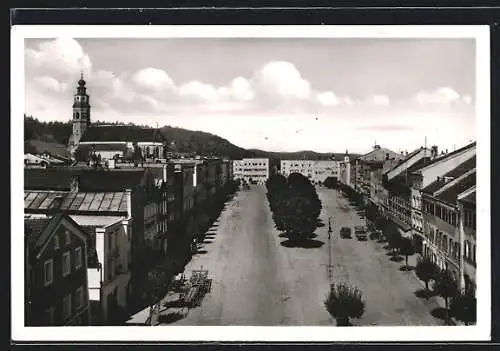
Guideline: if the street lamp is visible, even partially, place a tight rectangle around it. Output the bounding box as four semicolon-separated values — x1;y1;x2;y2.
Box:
327;216;334;288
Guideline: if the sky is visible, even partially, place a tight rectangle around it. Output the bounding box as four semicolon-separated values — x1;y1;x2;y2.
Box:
24;37;477;154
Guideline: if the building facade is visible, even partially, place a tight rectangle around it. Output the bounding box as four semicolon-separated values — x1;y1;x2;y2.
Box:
80;216;132;325
280;159;339;184
232;158;269;184
421;167;476;289
25;214;91;326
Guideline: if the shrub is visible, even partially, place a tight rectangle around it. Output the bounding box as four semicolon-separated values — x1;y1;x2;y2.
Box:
324;282;365;326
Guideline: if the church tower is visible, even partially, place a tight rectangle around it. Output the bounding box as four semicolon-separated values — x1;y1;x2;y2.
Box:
69;73;91;154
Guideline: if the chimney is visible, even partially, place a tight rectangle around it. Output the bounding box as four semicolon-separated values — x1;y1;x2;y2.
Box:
48;195;65;214
385;153;390;160
125;188;132;218
70;175;79;193
405;150;408;156
431;145;438;159
163;164;167;183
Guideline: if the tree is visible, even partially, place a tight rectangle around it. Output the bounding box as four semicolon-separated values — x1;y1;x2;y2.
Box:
415;255;438;293
450;289;476;325
323;177;337;189
399;237;416;269
433;269;459;324
386;225;402;255
324;282;365;326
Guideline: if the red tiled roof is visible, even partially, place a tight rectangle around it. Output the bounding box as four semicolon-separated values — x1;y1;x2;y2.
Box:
436;172;477;205
422;157;476;194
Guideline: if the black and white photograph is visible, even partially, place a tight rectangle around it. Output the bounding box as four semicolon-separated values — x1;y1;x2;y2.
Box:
12;25;490;342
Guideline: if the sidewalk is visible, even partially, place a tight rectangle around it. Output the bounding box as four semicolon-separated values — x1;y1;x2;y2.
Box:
405;254;461;326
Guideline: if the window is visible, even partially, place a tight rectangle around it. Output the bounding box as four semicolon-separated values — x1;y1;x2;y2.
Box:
44;306;54;325
44;259;53;286
74;247;82;269
53;235;59;250
62;251;71;277
62;294;72;320
65;231;71;245
75;286;84;310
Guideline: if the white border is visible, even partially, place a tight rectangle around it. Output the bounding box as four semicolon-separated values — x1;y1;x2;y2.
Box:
12;25;491;342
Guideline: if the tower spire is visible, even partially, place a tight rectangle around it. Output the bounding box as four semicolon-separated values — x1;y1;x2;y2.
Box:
80;70;83;80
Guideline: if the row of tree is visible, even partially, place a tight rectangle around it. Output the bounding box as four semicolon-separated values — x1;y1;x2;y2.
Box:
266;173;322;239
374;216;476;325
415;255;476;325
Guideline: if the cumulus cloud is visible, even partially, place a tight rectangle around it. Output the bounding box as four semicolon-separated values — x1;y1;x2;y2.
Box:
25;38;92;80
462;95;472;104
131;67;175;92
251;61;312;102
26;38;472;122
415;87;462;105
32;76;67;93
371;95;390;106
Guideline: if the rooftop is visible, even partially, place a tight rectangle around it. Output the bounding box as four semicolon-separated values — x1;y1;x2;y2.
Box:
25;191;128;214
435;172;477;205
25;217;52;248
70;215;125;227
422;157;476;194
80;125;167;143
418;141;476;170
459;190;476;205
25;167;148;192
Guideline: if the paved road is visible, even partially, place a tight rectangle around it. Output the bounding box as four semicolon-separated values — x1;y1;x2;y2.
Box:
167;186;442;326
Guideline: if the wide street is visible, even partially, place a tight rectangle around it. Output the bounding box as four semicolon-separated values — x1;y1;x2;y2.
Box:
167;185;443;326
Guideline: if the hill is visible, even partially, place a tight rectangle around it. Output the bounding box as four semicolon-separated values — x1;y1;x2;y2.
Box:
24;116;352;160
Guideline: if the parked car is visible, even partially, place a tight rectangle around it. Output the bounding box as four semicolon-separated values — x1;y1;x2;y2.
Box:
340;226;352;238
354;225;368;240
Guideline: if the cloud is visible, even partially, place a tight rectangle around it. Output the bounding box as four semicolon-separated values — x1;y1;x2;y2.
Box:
462;95;472;104
25;38;92;80
131;67;175;92
251;61;312;102
415;87;461;105
371;95;390;106
32;76;67;93
25;38;473;123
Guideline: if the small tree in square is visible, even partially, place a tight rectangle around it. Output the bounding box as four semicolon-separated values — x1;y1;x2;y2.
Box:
450;288;476;326
433;269;459;324
399;237;416;269
415;255;439;293
324;282;365;326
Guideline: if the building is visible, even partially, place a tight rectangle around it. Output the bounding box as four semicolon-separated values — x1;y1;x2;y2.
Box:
24;166;164;306
338;150;352;188
382;147;432;237
79;215;132;325
420;153;476;288
67;74;168;159
232;158;269;184
409;143;476;253
25;214;91;326
458;186;476;292
353;145;402;203
233;160;243;181
280;159;339;184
